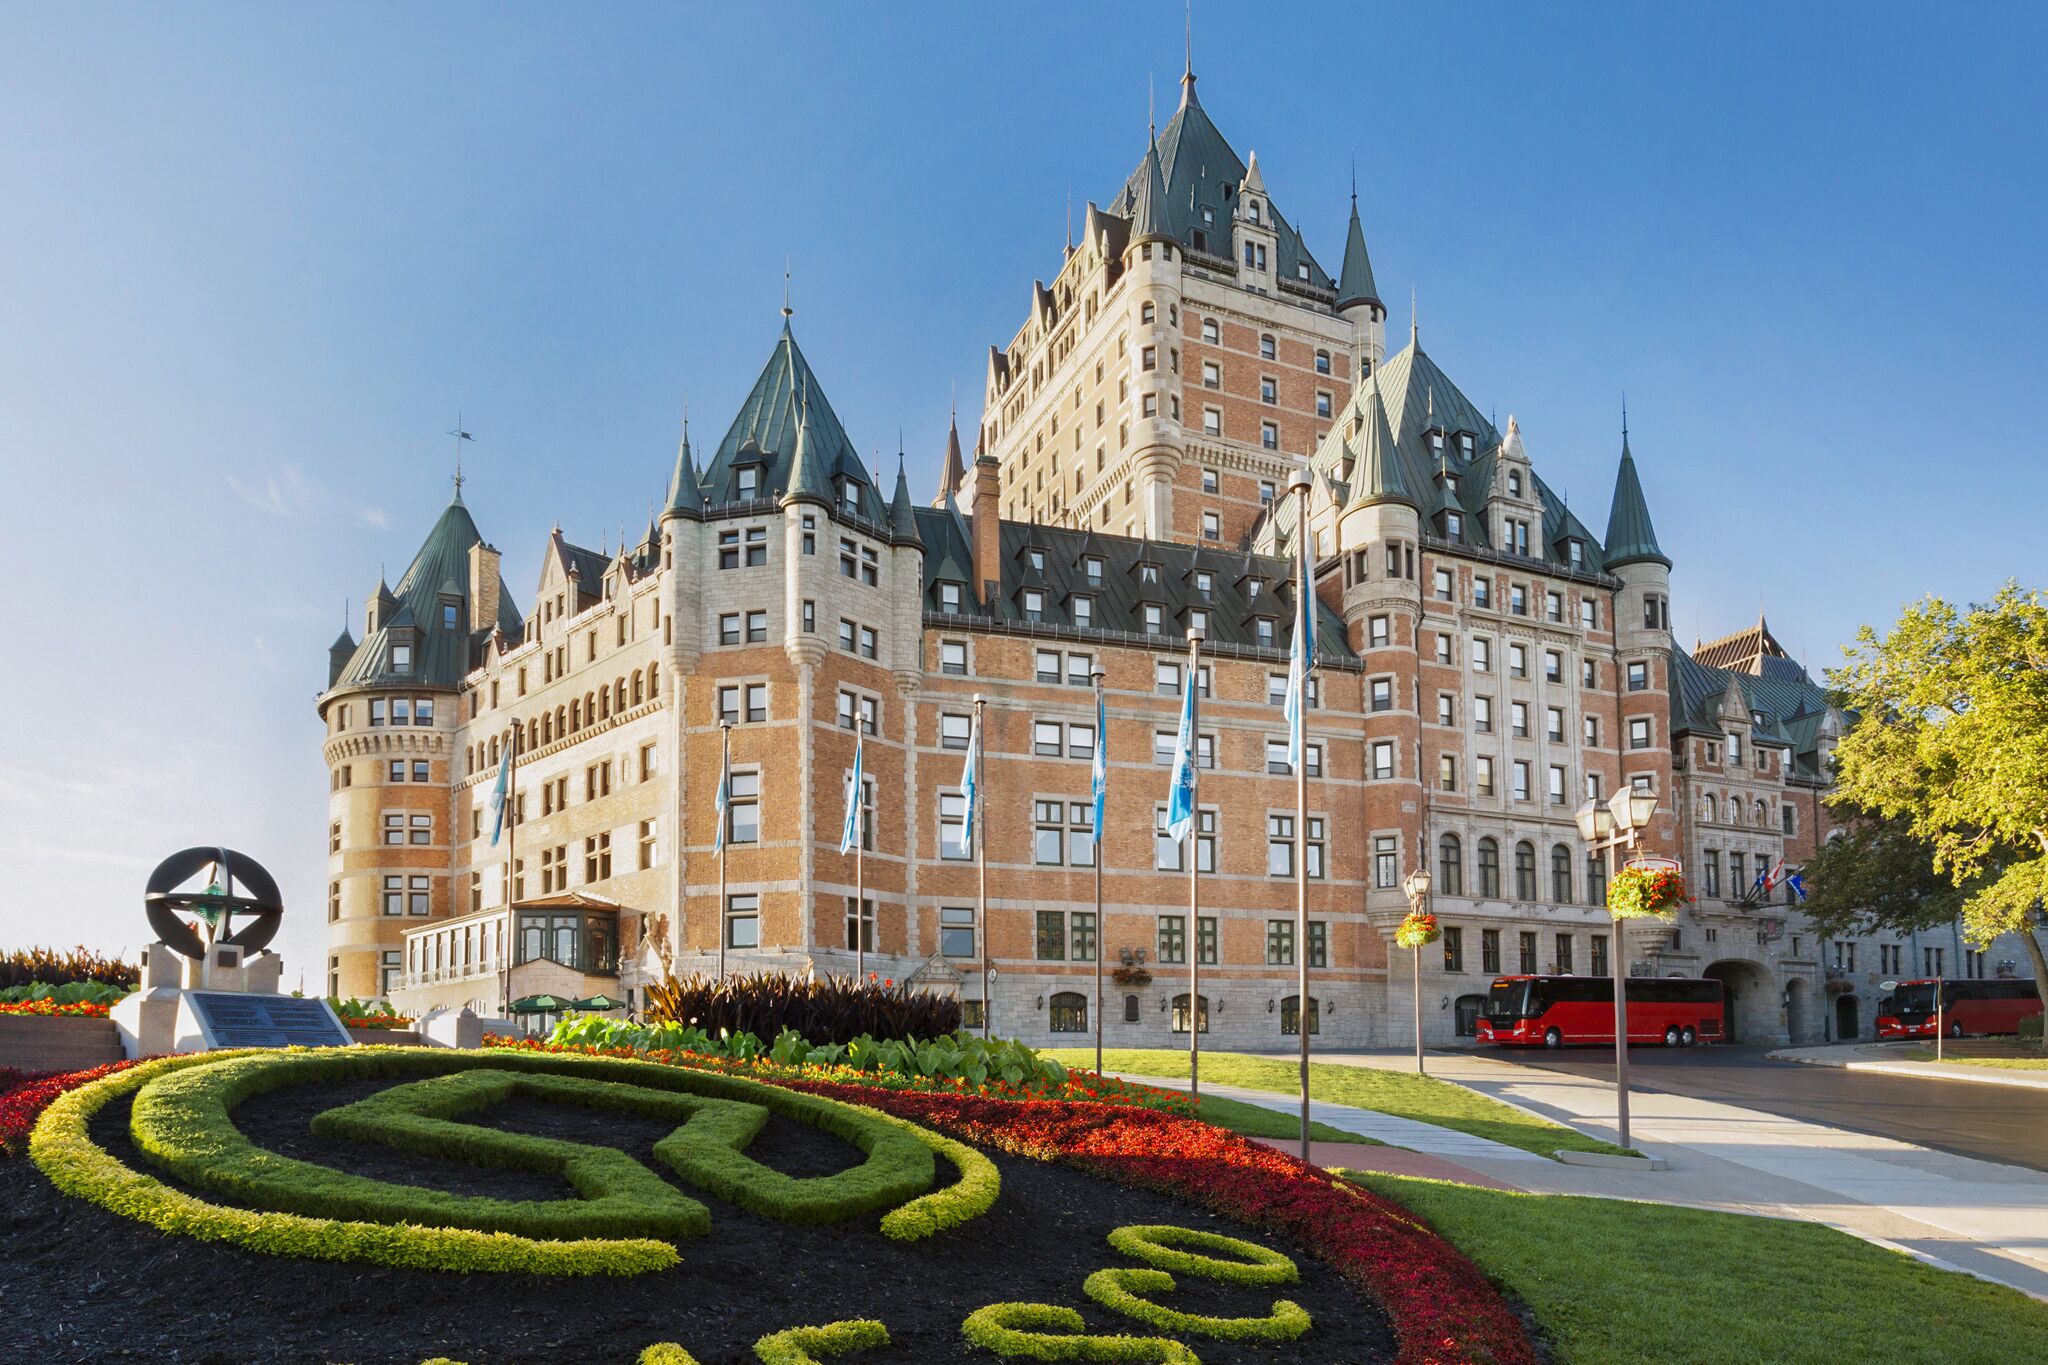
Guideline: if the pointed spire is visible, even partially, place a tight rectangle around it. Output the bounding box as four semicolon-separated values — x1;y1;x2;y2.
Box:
934;407;968;505
781;257;793;320
889;446;923;548
1603;420;1670;569
1336;189;1380;311
663;410;704;520
1410;287;1419;350
1344;374;1413;512
1181;0;1198;106
782;377;833;508
1129;128;1174;243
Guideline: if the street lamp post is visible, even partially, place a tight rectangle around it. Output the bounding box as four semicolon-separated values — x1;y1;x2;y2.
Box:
1402;867;1432;1074
1574;785;1660;1151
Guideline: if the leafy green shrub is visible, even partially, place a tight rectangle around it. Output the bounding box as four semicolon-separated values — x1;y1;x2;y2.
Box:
0;981;129;1006
959;1304;1198;1362
753;1320;890;1363
1082;1266;1309;1341
1104;1225;1299;1286
642;971;960;1043
638;1347;702;1365
871;1112;1000;1241
550;1019;1068;1091
2020;1014;2042;1044
0;947;137;991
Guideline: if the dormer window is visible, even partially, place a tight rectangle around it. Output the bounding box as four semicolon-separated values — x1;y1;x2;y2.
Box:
1247;199;1262;225
1506;469;1523;498
1202;206;1215;227
1247;579;1262;601
1445;511;1463;542
391;642;413;673
441;600;460;630
1188;608;1209;634
1027;548;1046;574
1255;617;1276;647
1071;595;1094;629
939;582;963;614
1021;589;1045;622
1428;430;1445;460
1296;262;1310;282
1567;540;1585;568
1139;562;1160;588
1194;570;1214;597
839;480;861;515
1083;555;1103;585
1459;433;1476;459
737;466;759;499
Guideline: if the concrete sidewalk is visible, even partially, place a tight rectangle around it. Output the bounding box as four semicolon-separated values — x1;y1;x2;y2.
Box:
1770;1041;2048;1091
1311;1048;2048;1300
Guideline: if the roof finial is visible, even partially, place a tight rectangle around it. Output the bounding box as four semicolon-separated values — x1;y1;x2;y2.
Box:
1065;188;1073;253
1410;287;1419;348
1622;392;1629;440
782;257;793;319
446;412;474;501
1350;156;1357;209
950;379;956;422
1184;0;1193;81
1148;73;1155;138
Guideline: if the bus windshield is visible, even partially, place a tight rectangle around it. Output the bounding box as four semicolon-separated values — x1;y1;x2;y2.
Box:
1487;979;1533;1020
1891;983;1940;1020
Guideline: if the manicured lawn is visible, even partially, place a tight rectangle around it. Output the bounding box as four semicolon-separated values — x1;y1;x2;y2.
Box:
1048;1048;1631;1159
1344;1171;2048;1365
1175;1092;1371;1146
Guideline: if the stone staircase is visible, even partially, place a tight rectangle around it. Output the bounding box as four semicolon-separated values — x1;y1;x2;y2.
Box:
0;1016;126;1072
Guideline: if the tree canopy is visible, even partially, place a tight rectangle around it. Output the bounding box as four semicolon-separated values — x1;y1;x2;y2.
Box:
1827;583;2048;1000
1799;804;1966;941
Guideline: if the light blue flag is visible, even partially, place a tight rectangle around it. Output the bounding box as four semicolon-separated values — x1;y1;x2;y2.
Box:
713;761;730;854
1165;674;1198;844
1284;549;1316;769
1091;686;1108;840
487;743;513;847
839;729;865;854
959;711;980;853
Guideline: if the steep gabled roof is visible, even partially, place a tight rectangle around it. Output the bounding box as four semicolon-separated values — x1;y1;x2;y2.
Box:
329;494;522;694
1694;612;1794;674
1107;79;1329;288
696;323;887;523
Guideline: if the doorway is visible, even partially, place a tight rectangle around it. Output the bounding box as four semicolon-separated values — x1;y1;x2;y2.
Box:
1834;994;1860;1041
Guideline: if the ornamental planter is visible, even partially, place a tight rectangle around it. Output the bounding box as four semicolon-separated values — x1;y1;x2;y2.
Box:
1394;911;1441;949
1607;864;1689;920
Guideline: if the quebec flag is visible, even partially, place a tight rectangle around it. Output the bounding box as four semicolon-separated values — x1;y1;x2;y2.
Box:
958;710;980;853
839;730;865;855
1284;566;1316;769
713;762;730;854
488;744;513;847
1165;674;1198;844
1091;684;1108;839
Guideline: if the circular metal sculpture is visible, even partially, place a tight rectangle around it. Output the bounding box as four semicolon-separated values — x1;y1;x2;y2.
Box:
144;846;283;959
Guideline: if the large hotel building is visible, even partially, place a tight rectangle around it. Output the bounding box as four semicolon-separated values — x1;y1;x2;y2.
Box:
319;68;2018;1048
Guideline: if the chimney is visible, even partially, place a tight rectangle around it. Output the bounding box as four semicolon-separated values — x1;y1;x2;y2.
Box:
971;454;1001;604
468;541;501;634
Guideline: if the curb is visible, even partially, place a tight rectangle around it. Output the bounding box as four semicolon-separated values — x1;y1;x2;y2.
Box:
1768;1050;2048;1093
1556;1149;1666;1171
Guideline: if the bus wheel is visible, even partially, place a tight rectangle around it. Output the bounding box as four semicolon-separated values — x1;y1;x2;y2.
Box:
1680;1027;1697;1046
1543;1027;1563;1049
1663;1026;1682;1047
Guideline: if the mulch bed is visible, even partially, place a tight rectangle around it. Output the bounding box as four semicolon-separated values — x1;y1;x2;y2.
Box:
6;1074;1398;1365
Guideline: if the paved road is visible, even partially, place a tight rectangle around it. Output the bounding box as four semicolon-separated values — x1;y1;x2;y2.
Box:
1485;1044;2048;1174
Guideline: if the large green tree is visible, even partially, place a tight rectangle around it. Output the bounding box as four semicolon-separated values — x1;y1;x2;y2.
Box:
1828;584;2048;1026
1799;803;1966;940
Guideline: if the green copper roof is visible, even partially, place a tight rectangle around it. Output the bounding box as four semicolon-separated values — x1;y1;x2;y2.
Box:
1129;133;1174;242
1109;79;1330;288
663;426;703;519
328;494;522;695
888;454;922;547
1336;196;1380;309
699;323;887;523
1603;433;1669;569
1343;374;1412;511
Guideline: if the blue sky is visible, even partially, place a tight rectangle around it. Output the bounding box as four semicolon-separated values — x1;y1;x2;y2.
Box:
3;3;2043;975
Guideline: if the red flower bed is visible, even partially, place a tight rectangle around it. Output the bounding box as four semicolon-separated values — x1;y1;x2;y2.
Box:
0;1060;138;1157
777;1079;1535;1365
0;999;112;1018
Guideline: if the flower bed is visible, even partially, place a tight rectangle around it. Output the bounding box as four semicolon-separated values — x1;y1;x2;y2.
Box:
1;1059;136;1156
0;998;111;1018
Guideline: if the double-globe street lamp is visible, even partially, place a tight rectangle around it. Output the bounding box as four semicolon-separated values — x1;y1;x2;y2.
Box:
1574;785;1660;1151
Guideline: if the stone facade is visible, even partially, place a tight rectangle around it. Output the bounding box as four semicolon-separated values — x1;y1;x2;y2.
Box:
319;67;2033;1052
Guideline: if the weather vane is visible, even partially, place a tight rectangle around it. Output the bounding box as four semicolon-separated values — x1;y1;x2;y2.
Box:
448;413;475;497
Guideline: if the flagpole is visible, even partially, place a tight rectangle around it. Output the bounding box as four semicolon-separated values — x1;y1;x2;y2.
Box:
974;694;990;1040
1290;468;1314;1163
1187;627;1203;1102
718;721;730;982
502;722;517;1016
855;727;866;983
1092;668;1107;1077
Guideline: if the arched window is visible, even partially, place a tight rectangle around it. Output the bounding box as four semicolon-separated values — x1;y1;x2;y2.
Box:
1123;994;1140;1023
1314;349;1331;375
585;692;596;724
541;713;554;744
1280;994;1319;1036
1049;991;1087;1033
1140;301;1156;323
1507;470;1523;498
649;664;659;698
615;678;627;712
1259;333;1276;360
555;705;566;737
1586;850;1608;907
570;700;582;731
1703;795;1717;822
1438;834;1463;896
1551;845;1573;903
1477;838;1501;898
1754;800;1767;827
632;672;645;707
1514;842;1537;901
1171;993;1210;1035
599;689;611;720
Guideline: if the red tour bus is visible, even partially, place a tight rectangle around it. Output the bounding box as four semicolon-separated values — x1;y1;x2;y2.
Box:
1874;979;2040;1040
1477;974;1725;1048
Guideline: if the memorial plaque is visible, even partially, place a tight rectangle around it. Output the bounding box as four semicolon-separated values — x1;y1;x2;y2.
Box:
186;992;354;1049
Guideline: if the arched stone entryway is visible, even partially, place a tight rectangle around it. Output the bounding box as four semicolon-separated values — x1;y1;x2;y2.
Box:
1704;959;1783;1045
1834;993;1861;1041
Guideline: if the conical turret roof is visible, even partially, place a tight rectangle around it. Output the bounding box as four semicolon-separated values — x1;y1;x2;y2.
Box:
1336;194;1380;310
933;415;967;505
1603;431;1669;569
889;453;922;548
663;423;704;520
1129;133;1174;243
783;380;834;508
1343;376;1412;511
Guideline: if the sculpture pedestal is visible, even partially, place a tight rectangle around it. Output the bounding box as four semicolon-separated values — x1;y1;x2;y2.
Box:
110;941;351;1058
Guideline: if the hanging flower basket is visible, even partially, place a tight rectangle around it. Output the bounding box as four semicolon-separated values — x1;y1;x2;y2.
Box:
1608;864;1689;920
1395;910;1440;949
1111;966;1153;988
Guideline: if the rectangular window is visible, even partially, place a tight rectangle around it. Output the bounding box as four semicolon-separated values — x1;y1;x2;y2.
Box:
1370;741;1394;780
638;818;657;870
940;640;967;674
1443;927;1464;972
1591;934;1610;976
844;897;875;953
1475;755;1495;796
1473;696;1493;733
1370;677;1392;712
1512;760;1531;802
1518;931;1538;974
1627;661;1648;691
940;906;975;958
1554;933;1574;974
1481;928;1501;975
1369;615;1390;648
1266;919;1295;966
1471;638;1491;672
725;894;760;949
1629;717;1651;750
1374;835;1398;889
727;771;759;845
1036;910;1066;961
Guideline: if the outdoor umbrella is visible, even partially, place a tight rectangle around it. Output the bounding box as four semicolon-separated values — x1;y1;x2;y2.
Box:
508;994;568;1014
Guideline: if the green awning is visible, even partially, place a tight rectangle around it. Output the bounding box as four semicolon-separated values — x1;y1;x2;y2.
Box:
570;993;625;1011
508;994;569;1014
